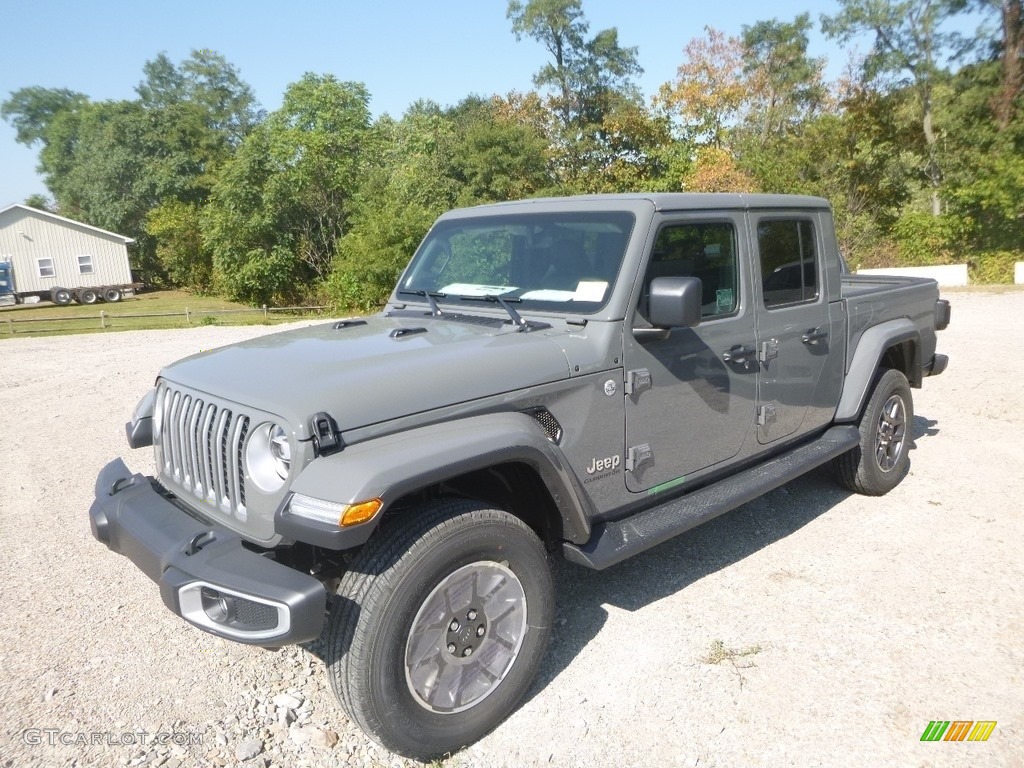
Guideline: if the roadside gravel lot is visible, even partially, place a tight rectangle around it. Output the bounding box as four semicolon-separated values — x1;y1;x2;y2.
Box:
1;291;1021;768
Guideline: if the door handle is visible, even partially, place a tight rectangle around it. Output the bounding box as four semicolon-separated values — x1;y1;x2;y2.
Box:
801;328;828;345
722;344;756;364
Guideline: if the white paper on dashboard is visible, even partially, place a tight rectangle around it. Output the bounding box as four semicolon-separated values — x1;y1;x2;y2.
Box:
439;283;518;296
519;289;576;301
572;281;608;302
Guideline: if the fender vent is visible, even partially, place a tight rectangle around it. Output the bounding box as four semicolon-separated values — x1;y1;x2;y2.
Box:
528;408;562;444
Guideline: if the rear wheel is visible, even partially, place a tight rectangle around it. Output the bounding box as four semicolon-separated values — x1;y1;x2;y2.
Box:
78;288;99;305
326;499;553;760
50;287;73;306
103;287;122;302
834;368;913;495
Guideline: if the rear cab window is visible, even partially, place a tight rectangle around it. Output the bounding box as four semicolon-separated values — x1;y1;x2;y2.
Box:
756;218;820;308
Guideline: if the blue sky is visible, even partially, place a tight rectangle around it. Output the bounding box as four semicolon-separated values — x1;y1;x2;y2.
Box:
0;0;984;205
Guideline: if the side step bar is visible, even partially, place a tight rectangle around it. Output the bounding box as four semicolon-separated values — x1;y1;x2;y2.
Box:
563;425;860;570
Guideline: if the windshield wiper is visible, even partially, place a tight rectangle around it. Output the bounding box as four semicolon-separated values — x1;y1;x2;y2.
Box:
397;289;445;317
459;294;528;331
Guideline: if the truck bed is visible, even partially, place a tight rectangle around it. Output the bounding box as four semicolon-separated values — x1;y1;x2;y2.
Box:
840;274;941;382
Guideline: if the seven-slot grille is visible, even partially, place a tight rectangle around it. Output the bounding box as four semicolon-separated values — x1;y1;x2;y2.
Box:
155;382;250;520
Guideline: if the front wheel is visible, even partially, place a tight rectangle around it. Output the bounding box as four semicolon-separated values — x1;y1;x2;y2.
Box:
834;368;914;495
326;499;553;760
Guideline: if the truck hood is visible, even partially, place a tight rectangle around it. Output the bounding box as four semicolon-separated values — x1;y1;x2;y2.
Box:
160;314;572;438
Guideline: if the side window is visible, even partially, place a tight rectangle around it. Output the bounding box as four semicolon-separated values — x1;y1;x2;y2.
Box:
641;221;738;320
37;257;55;278
758;218;818;308
77;254;94;274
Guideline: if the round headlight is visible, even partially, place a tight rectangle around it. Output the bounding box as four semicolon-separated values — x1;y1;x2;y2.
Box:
245;422;292;493
269;424;291;477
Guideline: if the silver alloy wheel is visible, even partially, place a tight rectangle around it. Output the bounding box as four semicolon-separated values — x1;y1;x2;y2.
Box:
405;561;528;714
875;393;907;472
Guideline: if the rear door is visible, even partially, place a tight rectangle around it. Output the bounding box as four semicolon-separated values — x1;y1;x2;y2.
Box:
623;212;757;493
751;211;843;444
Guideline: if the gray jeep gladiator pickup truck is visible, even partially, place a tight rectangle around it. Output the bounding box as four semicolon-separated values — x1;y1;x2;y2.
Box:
89;193;949;759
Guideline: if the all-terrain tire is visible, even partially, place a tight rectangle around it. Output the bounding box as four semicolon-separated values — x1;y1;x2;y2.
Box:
834;368;914;495
326;498;553;760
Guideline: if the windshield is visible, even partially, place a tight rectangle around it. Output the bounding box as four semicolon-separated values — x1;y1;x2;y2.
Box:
399;211;635;313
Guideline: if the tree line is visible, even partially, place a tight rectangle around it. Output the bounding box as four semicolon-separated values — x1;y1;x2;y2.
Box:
3;0;1021;307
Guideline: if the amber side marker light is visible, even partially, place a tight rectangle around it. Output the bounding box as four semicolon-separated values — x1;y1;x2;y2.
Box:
340;499;383;527
288;493;383;527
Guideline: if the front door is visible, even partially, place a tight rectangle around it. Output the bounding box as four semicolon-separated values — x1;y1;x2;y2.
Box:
623;213;757;494
751;212;842;444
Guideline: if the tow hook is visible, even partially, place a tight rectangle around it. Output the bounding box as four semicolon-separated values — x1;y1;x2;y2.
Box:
185;531;216;556
110;476;133;496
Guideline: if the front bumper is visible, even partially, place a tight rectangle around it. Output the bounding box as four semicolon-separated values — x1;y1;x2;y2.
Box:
89;458;326;645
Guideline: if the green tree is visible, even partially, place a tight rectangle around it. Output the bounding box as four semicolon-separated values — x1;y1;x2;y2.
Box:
974;1;1023;129
205;74;371;304
0;87;87;146
145;199;213;291
507;0;645;185
507;0;640;127
136;49;263;146
23;193;54;211
939;59;1024;272
327;104;459;310
446;97;551;203
822;0;970;215
741;14;827;141
3;52;262;281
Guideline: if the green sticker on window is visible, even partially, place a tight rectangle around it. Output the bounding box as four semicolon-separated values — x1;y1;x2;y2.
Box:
716;288;734;310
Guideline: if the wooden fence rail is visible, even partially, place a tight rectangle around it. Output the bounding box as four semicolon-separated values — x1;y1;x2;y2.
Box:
3;304;328;334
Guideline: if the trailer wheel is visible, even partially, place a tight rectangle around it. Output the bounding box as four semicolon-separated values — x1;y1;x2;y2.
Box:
51;287;73;306
78;288;99;305
103;287;122;303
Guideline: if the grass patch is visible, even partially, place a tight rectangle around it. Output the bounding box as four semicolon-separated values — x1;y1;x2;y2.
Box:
700;639;763;688
701;639;762;665
0;290;331;338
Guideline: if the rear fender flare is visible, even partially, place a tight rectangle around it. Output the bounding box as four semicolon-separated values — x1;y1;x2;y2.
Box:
835;318;920;422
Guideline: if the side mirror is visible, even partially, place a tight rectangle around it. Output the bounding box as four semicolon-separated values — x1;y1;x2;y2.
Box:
649;276;702;329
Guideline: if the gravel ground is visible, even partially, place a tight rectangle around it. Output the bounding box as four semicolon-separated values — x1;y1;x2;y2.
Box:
1;291;1021;768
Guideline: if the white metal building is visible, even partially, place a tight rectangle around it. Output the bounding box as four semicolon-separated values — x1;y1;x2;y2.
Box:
0;204;134;294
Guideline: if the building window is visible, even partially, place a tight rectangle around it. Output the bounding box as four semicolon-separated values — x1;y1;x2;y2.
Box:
37;258;55;278
78;254;94;274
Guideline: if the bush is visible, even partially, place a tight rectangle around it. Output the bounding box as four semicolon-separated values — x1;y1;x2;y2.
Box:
326;202;436;312
968;250;1020;284
890;211;964;266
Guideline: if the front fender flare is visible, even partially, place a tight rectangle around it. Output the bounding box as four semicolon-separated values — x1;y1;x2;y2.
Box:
286;412;591;546
835;318;920;422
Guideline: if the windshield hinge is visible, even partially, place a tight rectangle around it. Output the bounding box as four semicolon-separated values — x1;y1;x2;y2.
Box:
625;444;653;472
